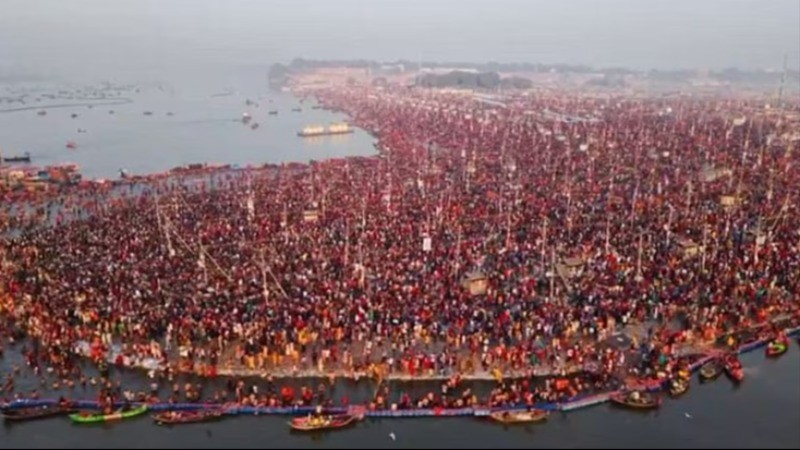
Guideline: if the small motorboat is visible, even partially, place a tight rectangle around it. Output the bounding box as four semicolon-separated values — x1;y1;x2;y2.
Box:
489;409;549;424
289;414;358;432
2;404;74;422
766;339;788;358
610;391;662;410
70;405;148;424
698;360;723;382
724;356;744;383
37;110;47;116
2;152;31;163
668;377;690;397
291;107;302;112
251;123;259;130
66;141;77;150
153;409;224;425
268;110;278;115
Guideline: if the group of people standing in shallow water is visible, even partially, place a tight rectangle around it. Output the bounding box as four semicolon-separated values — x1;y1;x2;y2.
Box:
1;83;800;409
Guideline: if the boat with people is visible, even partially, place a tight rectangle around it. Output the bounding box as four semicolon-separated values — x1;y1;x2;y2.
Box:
288;414;359;432
69;405;148;424
766;337;788;358
297;123;355;137
152;409;225;425
698;360;723;382
668;377;690;397
1;152;31;163
2;403;74;422
609;391;662;410
489;409;549;424
724;355;744;382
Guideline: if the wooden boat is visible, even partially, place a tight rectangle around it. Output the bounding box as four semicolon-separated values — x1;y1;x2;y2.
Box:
153;409;224;425
609;392;662;410
489;409;549;424
2;404;73;422
766;340;788;358
70;405;148;424
668;378;690;397
698;361;723;382
724;357;744;382
288;414;357;432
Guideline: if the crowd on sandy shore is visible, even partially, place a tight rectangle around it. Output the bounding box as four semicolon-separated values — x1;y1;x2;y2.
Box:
2;85;799;407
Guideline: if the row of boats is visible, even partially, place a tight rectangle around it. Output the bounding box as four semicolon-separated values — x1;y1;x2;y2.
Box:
1;404;220;426
1;337;794;431
0;402;542;430
0;403;358;432
594;346;754;411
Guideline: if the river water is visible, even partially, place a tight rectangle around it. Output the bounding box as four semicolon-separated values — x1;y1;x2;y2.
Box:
0;74;376;179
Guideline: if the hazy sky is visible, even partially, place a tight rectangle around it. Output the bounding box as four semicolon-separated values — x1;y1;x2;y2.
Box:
1;0;798;81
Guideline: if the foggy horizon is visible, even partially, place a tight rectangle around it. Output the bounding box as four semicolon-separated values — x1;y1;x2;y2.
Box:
1;0;798;84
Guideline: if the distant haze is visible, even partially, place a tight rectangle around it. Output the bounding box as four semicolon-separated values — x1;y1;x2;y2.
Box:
1;0;798;83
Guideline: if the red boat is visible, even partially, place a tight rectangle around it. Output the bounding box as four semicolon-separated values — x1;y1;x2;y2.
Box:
289;414;358;432
724;356;744;383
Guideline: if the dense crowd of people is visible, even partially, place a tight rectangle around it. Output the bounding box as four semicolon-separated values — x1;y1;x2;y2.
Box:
2;84;800;408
